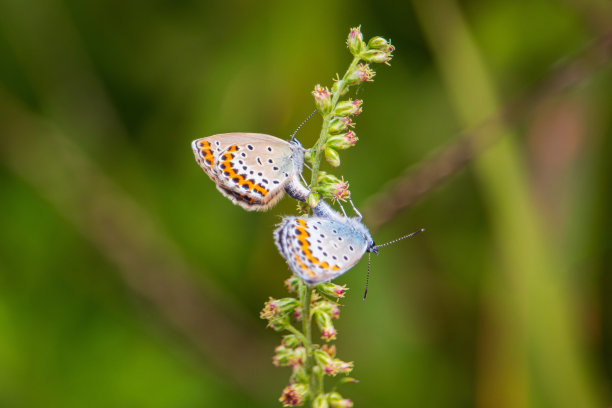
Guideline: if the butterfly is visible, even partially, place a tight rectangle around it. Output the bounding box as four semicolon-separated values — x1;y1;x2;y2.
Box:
274;200;377;285
191;133;309;211
274;200;424;291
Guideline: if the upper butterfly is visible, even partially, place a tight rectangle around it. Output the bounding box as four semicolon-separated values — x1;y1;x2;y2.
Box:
274;201;378;285
191;133;309;211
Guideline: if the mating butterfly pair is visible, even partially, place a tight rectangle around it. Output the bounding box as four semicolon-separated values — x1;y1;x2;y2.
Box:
192;132;417;286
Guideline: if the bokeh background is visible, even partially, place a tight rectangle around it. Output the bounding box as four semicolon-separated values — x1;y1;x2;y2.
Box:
0;0;611;407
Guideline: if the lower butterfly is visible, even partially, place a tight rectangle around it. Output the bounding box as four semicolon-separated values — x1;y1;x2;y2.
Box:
191;133;309;211
274;200;423;292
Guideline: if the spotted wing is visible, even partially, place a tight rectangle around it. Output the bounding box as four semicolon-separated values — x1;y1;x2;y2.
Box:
192;134;237;182
274;216;369;285
214;134;299;203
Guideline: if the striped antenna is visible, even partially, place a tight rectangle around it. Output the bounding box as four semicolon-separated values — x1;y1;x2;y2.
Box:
363;228;425;300
290;109;318;141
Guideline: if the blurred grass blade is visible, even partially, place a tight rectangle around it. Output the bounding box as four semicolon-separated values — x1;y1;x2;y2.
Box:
412;1;602;407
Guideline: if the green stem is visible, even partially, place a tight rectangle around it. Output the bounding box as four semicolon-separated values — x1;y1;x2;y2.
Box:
299;281;318;403
309;55;361;190
285;324;309;346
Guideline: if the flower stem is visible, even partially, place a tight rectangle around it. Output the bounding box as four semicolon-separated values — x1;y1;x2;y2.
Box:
309;55;361;190
299;282;318;402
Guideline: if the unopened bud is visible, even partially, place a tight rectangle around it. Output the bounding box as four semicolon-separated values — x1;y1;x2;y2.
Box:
304;148;313;164
367;36;389;50
326;131;358;150
317;282;348;299
313;394;330;408
315;174;350;202
279;383;308;407
307;192;320;208
282;334;301;349
312;84;332;114
328;116;353;134
324;147;340;167
261;297;299;320
361;48;393;65
346;64;375;85
329;392;354;408
333;99;363;116
285;275;301;293
346;26;364;56
314;309;337;341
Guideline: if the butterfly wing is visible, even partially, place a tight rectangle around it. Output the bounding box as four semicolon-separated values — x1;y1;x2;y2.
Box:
274;216;369;285
192;133;302;211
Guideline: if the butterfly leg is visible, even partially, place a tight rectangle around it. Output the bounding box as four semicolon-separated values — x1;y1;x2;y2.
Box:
349;198;363;220
337;201;348;218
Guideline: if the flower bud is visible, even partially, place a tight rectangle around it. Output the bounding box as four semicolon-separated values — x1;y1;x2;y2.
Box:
313;394;330;408
284;275;301;293
346;64;375;85
328;392;354;408
307;192;320;209
361;49;393;65
293;306;303;321
314;349;334;373
328;116;353;134
367;36;389;50
273;345;293;366
316;282;348;299
312;84;332;114
315;175;350;202
324;147;340;167
334;359;353;374
279;383;308;407
333;99;362;117
346;26;364;56
282;334;301;349
314;308;337;341
321;344;336;357
261;297;299;320
315;300;341;320
326;131;358;150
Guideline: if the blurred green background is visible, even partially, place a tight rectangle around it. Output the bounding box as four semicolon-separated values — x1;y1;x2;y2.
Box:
0;0;611;407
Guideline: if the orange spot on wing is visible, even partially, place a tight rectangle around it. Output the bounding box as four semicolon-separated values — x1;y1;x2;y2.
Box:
220;145;269;197
199;140;215;166
294;220;340;271
294;254;315;277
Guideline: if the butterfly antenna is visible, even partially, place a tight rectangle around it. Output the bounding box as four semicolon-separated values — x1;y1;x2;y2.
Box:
290;109;318;142
363;252;371;300
375;228;425;250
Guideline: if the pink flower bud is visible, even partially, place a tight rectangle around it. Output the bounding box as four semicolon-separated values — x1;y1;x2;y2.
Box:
335;359;353;374
361;48;393;65
260;297;299;320
327;131;358;150
312;84;332;114
346;64;375;85
328;116;353;134
346;26;364;56
284;275;300;293
334;99;363;116
314;308;337;341
279;383;308;407
314;173;351;202
329;392;354;408
316;282;348;299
